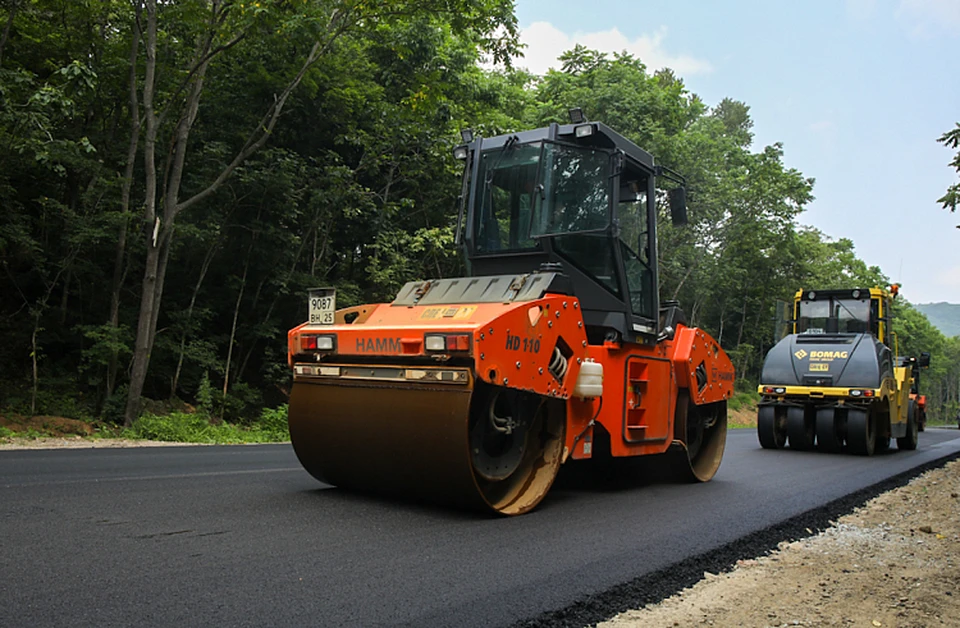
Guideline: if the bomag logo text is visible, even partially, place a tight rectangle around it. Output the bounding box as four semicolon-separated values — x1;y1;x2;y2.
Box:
810;351;849;359
356;337;401;353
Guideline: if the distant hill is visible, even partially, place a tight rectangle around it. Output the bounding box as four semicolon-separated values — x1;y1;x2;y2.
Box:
915;302;960;338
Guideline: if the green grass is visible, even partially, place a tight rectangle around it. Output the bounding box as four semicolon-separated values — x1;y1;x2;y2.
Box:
121;405;289;444
727;391;759;430
728;390;759;413
0;426;47;440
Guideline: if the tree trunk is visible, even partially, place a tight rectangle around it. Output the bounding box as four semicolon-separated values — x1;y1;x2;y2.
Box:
123;0;160;426
106;10;142;401
30;312;39;415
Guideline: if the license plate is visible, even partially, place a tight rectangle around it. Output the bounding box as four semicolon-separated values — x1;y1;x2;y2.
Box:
309;290;335;325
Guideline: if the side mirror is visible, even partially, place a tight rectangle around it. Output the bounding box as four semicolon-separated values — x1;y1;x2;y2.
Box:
919;352;931;367
669;187;687;226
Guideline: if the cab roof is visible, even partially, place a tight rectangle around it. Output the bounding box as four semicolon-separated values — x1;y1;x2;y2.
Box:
465;121;656;171
793;287;892;301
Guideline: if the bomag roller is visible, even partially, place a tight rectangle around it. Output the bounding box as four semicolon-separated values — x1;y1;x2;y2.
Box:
757;287;929;455
287;114;735;515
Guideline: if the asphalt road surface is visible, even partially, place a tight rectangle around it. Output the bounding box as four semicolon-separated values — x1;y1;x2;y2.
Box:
2;428;959;628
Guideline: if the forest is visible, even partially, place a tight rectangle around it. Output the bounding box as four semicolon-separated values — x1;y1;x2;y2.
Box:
1;0;958;429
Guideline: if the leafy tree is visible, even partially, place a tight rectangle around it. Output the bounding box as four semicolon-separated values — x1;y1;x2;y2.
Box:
120;0;521;424
937;122;959;215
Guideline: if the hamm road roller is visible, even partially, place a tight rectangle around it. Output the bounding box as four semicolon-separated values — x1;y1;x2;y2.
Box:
757;287;927;455
287;114;735;515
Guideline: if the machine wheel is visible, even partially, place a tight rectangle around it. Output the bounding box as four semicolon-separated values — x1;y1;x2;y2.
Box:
846;407;876;456
786;406;815;450
757;406;786;449
468;384;567;512
897;400;919;451
875;407;892;452
815;408;843;453
673;394;727;482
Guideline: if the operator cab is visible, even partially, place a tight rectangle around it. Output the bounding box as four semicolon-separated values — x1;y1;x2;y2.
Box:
793;288;893;346
454;117;686;346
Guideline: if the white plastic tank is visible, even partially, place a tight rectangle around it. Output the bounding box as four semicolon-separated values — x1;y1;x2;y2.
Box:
573;359;603;399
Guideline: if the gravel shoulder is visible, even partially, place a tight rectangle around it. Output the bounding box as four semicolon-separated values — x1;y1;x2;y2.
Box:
602;457;960;628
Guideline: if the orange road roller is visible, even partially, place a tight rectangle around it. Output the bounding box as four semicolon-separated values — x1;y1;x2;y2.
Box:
287;114;735;515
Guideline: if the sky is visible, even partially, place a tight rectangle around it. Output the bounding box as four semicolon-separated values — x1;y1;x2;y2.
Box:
510;0;960;304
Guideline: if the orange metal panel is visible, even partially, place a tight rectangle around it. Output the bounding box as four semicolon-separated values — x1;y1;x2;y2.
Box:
574;342;679;458
671;326;735;406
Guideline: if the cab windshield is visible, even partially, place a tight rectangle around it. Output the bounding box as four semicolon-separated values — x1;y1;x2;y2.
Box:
474;141;611;253
798;297;872;334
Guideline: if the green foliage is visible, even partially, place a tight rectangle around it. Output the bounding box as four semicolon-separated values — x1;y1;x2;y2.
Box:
936;123;960;213
78;324;133;387
256;404;290;440
123;412;224;443
216;382;263;424
196;373;214;415
0;378;95;421
367;226;460;300
8;428;46;440
0;426;14;439
728;390;759;413
101;385;129;424
890;300;943;362
122;405;288;444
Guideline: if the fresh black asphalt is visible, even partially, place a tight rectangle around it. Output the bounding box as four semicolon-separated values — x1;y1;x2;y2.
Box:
2;428;959;627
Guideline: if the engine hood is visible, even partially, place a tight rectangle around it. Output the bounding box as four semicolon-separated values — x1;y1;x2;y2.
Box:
760;332;891;388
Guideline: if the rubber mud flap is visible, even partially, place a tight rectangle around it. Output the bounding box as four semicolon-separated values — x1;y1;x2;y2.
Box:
289;378;485;511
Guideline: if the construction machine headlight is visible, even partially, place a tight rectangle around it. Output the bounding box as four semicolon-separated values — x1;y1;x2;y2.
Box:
762;386;786;395
453;145;469;160
425;334;446;352
301;334;336;352
849;389;875;398
574;124;594;138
